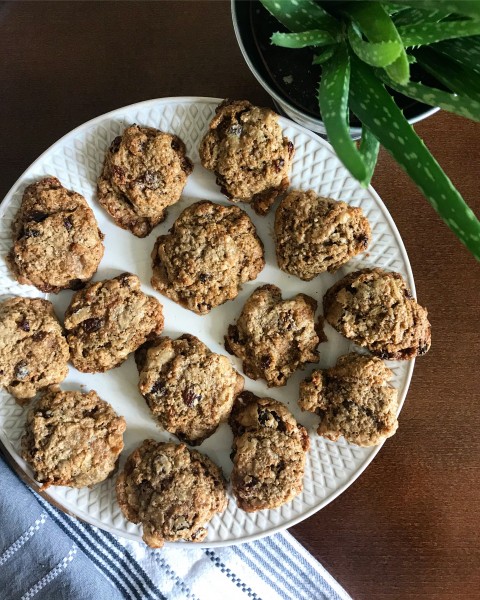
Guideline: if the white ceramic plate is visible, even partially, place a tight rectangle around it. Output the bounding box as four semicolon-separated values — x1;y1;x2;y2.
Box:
0;97;414;546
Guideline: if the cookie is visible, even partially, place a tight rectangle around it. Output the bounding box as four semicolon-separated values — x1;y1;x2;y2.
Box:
229;390;306;439
0;297;69;403
22;389;126;489
200;99;294;215
229;392;309;512
136;334;244;445
64;273;164;372
323;268;431;360
7;177;104;293
116;439;227;548
299;353;398;446
151;200;264;314
275;189;371;280
97;125;193;237
225;284;325;386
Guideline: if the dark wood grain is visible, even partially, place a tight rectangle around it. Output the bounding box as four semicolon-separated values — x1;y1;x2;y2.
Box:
1;3;479;599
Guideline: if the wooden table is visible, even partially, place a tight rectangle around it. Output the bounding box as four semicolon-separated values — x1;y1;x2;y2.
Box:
1;3;479;599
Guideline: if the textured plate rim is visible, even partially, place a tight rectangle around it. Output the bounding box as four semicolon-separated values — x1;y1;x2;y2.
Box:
0;96;415;547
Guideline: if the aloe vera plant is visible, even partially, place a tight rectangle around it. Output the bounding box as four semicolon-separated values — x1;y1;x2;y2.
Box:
260;0;480;260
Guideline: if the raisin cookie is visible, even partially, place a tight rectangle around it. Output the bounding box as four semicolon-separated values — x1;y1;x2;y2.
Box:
229;392;309;512
151;201;264;314
116;439;227;548
136;334;244;445
225;284;325;386
275;189;371;280
200;99;294;215
299;353;398;446
7;177;104;293
323;268;431;360
0;297;69;404
64;273;164;372
22;390;126;489
97;125;193;237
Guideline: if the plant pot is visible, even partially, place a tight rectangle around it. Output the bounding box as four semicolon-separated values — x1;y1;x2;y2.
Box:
232;0;439;138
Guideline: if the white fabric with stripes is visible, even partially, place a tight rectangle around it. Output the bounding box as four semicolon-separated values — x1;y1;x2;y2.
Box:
33;490;351;600
4;473;352;600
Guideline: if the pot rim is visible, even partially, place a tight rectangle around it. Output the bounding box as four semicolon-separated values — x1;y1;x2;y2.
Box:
231;0;439;135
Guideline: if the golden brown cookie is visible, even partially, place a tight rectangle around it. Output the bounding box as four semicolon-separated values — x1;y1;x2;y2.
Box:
0;297;69;404
22;389;126;489
64;273;164;372
116;439;227;548
97;125;193;237
323;268;431;360
229;392;309;512
275;189;371;280
299;353;398;446
200;99;294;215
151;200;264;314
225;284;325;386
7;177;104;293
136;334;244;445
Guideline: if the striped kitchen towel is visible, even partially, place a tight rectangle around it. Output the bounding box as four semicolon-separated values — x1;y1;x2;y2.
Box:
0;457;351;600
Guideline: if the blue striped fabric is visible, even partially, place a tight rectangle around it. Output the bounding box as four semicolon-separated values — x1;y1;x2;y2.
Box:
0;457;351;600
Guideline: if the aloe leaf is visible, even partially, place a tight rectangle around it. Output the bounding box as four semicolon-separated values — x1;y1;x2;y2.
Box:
312;46;337;65
378;70;480;121
393;7;452;26
435;36;480;76
383;3;410;16
271;30;337;49
359;126;380;186
392;1;480;20
341;1;410;84
259;0;337;33
348;24;403;67
318;44;367;184
398;19;480;46
349;57;480;260
415;46;480;100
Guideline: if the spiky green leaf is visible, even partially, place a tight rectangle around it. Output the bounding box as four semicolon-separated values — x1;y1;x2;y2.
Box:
392;1;480;20
393;7;453;26
341;1;410;84
349;57;480;260
399;19;480;46
348;24;403;67
318;44;368;184
359;126;380;186
312;46;337;65
415;46;480;100
435;35;480;76
271;29;337;49
378;70;480;121
259;0;337;33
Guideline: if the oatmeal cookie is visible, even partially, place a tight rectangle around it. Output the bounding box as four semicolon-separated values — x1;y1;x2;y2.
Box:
22;389;126;488
151;200;264;314
64;273;164;372
229;391;306;439
229;392;309;512
299;353;398;446
0;297;69;403
275;189;371;280
136;334;244;445
97;125;193;237
323;268;431;360
7;177;104;293
225;284;325;386
200;100;294;215
116;439;227;548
